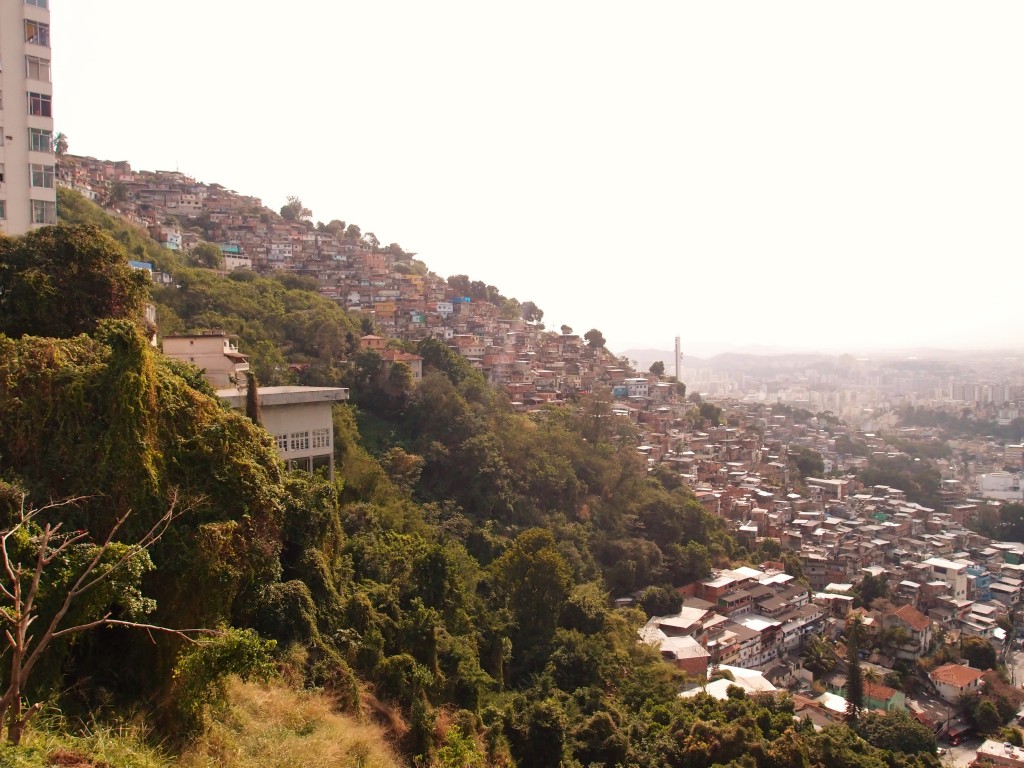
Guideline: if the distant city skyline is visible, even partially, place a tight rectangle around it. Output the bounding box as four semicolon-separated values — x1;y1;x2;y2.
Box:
52;2;1024;357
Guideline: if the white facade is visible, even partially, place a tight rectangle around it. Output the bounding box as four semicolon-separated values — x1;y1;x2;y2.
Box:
922;557;969;600
624;378;650;398
216;386;349;480
978;471;1023;501
0;0;56;234
223;254;252;271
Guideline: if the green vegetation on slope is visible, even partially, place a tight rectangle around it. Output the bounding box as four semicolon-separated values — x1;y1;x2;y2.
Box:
0;197;956;766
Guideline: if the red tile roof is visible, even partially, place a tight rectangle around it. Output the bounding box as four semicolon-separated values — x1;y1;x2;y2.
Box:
380;349;423;363
863;680;899;702
929;663;985;688
892;604;932;633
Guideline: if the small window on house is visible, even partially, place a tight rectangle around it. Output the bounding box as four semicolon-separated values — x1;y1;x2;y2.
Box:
311;428;330;449
24;20;49;47
27;92;51;117
25;56;50;82
30;163;53;188
0;201;7;220
0;165;5;183
274;434;288;451
28;127;51;152
289;431;310;451
30;199;55;224
25;0;49;7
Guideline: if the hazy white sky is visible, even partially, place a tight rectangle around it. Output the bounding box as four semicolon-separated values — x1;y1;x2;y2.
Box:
53;2;1024;357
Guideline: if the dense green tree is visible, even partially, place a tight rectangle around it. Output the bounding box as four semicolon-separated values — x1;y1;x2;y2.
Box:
960;635;997;670
637;585;682;617
858;455;943;509
855;710;937;755
507;697;567;768
279;196;311;222
190;242;223;269
54;132;69;157
584;328;606;349
0;225;150;338
789;446;825;479
974;699;1003;734
491;529;572;666
853;573;889;609
649;361;665;376
520;301;543;324
801;634;836;678
699;401;723;427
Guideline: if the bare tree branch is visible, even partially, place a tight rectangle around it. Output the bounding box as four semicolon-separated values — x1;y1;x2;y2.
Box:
0;490;203;744
52;618;217;641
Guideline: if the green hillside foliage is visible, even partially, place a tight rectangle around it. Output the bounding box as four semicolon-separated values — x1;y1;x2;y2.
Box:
152;268;363;385
0;224;150;338
0;202;948;766
57;187;182;272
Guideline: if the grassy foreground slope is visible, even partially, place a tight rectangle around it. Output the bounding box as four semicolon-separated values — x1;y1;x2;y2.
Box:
0;680;402;768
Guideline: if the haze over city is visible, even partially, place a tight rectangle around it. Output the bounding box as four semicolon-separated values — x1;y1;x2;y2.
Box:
53;1;1024;357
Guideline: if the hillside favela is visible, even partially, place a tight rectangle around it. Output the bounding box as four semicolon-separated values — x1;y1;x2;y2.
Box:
3;3;1024;768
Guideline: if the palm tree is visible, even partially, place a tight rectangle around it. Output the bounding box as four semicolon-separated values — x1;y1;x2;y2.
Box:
801;634;836;678
862;666;881;691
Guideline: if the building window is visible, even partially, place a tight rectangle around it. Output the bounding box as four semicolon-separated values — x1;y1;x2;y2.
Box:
311;428;330;449
28;128;51;153
28;92;51;117
25;0;49;7
289;431;310;451
0;165;4;183
25;56;50;82
24;20;49;47
30;199;55;225
274;434;288;451
30;164;53;188
0;201;6;220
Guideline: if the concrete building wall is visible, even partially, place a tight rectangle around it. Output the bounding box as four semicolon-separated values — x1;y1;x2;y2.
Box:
163;335;249;388
0;0;56;234
216;387;349;480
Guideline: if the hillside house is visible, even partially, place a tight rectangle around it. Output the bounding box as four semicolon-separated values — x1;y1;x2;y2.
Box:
929;663;985;704
217;386;349;480
162;334;249;388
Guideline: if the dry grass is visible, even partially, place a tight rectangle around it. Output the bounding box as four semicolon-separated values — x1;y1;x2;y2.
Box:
179;677;404;768
1;719;172;768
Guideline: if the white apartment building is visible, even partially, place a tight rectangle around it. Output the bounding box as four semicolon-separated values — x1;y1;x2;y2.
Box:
624;377;650;398
977;471;1024;501
0;0;56;234
922;557;968;600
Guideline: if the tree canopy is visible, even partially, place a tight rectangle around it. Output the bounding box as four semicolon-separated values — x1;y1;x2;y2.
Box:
0;225;150;338
279;195;312;222
584;328;606;349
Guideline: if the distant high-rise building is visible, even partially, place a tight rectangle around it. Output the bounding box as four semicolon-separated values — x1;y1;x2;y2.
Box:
0;0;56;235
